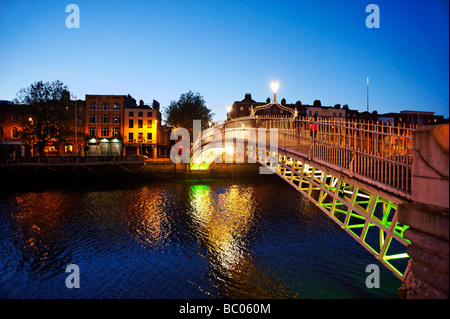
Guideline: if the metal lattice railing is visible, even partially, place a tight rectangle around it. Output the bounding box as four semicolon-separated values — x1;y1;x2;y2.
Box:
216;115;415;199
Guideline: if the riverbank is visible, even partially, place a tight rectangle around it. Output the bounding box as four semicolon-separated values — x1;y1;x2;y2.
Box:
0;159;262;191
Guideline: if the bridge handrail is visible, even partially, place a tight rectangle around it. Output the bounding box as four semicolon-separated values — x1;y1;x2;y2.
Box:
196;115;415;196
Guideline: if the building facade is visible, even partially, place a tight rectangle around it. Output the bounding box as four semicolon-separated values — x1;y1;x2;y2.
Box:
0;100;24;162
85;95;125;156
123;101;161;157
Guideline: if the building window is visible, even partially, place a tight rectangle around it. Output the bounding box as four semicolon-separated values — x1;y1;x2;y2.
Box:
89;102;97;110
147;112;152;117
138;120;143;128
89;114;97;124
89;127;96;137
11;113;18;122
101;114;109;124
147;120;152;128
147;132;152;141
64;144;73;153
102;102;109;110
112;127;120;137
112;114;120;124
12;127;18;138
128;132;134;142
128;111;134;116
113;103;121;110
138;133;144;142
129;119;134;128
138;112;143;117
101;127;109;137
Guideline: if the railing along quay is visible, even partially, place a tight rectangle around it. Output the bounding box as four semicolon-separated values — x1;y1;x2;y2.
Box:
2;155;146;166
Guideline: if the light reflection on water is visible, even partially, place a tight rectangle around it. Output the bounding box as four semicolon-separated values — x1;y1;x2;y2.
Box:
0;177;401;298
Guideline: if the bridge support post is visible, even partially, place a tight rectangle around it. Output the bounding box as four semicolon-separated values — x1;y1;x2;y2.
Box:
398;124;449;299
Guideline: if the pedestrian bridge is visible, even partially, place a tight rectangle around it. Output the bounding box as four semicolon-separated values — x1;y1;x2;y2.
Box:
190;115;416;280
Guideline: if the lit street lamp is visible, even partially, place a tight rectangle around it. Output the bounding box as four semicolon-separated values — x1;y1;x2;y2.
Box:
271;81;279;103
226;105;232;120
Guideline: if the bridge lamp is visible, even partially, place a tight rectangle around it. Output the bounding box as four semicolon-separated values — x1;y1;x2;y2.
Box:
271;81;279;102
271;81;279;93
226;105;232;113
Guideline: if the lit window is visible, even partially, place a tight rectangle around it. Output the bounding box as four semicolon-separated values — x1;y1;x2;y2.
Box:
64;144;73;153
112;114;120;124
113;103;121;110
12;127;18;138
112;127;120;137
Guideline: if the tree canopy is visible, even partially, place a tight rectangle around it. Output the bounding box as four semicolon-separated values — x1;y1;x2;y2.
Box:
13;80;73;156
164;91;214;133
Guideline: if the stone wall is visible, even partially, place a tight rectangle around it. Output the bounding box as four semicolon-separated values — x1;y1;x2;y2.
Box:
398;124;449;299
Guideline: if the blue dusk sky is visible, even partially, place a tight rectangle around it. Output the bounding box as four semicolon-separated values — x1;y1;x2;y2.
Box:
0;0;448;121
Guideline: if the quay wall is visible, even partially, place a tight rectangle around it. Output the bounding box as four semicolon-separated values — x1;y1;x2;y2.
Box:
398;124;449;299
0;161;262;189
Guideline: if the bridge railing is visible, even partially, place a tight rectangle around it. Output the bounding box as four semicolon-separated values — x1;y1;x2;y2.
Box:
212;115;415;198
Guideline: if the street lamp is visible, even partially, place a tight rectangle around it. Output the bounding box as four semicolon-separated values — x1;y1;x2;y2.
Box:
154;119;158;158
271;81;279;103
226;105;232;120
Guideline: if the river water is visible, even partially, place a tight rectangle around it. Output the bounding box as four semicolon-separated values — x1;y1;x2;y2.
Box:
0;175;401;298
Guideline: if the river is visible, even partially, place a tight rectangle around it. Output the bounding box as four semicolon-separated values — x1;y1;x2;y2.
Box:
0;175;401;298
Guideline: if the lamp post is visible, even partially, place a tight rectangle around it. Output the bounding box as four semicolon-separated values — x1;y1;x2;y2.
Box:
227;105;232;120
271;81;279;103
154;119;158;158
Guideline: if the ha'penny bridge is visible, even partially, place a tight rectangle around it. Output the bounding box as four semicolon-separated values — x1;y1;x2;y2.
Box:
190;93;449;298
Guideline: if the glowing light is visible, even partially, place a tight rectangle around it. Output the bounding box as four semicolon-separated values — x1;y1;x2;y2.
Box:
271;81;279;93
226;105;232;112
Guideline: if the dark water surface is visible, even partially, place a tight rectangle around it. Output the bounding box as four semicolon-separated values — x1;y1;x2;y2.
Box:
0;176;401;298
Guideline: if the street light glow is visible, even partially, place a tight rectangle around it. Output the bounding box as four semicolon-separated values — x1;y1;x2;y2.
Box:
226;105;232;112
271;81;279;93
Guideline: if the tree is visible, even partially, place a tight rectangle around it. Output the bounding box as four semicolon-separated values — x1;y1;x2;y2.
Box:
313;100;322;107
164;91;214;134
13;80;73;156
